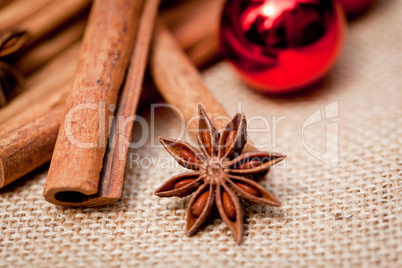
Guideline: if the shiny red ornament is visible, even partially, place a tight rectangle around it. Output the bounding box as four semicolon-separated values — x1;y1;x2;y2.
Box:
219;0;347;93
336;0;374;18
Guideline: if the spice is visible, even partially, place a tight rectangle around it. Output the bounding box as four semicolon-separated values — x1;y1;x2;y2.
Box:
0;43;79;126
0;45;78;188
12;18;86;76
0;0;91;57
0;105;64;189
162;0;222;51
161;0;221;67
155;106;286;244
0;0;52;31
43;0;158;207
1;0;159;200
186;32;220;68
0;29;29;58
43;0;144;204
95;0;160;207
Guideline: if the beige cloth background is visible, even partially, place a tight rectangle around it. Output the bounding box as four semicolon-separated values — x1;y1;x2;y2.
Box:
1;0;401;267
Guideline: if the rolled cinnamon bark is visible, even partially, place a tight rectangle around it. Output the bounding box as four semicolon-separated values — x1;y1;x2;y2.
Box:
0;0;91;58
0;105;64;188
162;0;222;50
162;0;222;67
0;29;29;58
43;0;145;206
0;0;52;31
13;18;86;76
96;0;160;207
0;0;12;9
1;0;158;202
0;45;79;188
0;83;69;137
26;42;80;88
0;43;80;125
186;32;220;69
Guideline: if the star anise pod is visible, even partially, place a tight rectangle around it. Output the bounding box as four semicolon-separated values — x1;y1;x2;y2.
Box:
155;105;286;244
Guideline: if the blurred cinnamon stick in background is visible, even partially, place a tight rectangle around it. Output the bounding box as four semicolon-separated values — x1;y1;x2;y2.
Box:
0;0;52;31
0;44;79;188
0;44;80;131
0;43;81;125
2;19;86;101
0;106;64;188
187;32;220;68
162;0;223;68
13;18;86;76
0;0;91;58
0;0;12;9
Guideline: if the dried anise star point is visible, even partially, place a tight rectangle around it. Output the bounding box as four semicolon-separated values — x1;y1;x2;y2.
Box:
155;105;286;244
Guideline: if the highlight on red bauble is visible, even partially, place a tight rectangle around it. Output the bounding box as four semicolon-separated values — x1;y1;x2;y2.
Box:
219;0;347;94
336;0;374;18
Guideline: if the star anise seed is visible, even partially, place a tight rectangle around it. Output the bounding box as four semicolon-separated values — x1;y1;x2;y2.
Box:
155;105;286;244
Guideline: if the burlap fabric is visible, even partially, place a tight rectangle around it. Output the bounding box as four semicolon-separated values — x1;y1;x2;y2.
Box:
1;0;401;267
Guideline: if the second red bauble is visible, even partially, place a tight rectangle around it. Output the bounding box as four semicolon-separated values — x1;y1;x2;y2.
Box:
219;0;347;94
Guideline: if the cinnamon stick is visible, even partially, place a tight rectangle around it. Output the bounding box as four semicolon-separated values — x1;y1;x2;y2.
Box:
162;0;222;68
0;0;91;57
95;0;159;207
162;0;220;48
0;29;29;58
0;43;80;125
0;0;12;9
0;105;64;188
150;21;255;152
43;0;145;206
0;43;79;189
0;0;52;31
13;18;86;76
0;83;68;187
0;82;69;137
1;0;157;191
186;32;220;68
164;0;222;51
25;42;80;88
0;0;159;189
0;0;52;57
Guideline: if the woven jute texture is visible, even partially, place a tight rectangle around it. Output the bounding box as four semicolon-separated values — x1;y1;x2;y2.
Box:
1;1;402;267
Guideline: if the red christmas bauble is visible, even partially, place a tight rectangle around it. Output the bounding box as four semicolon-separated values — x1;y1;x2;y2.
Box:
336;0;374;18
219;0;347;93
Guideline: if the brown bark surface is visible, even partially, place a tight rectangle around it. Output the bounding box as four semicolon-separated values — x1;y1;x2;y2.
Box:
43;0;145;206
